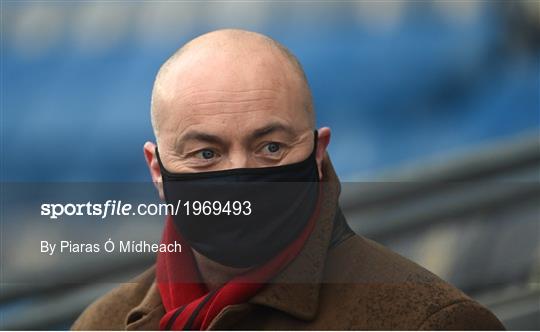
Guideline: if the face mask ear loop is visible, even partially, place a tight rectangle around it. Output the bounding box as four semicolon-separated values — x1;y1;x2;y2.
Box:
155;147;172;177
312;129;319;159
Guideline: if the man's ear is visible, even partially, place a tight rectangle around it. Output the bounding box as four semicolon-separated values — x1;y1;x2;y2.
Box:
315;127;331;180
143;141;165;200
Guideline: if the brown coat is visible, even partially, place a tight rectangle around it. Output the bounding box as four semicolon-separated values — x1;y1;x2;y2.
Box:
72;157;505;330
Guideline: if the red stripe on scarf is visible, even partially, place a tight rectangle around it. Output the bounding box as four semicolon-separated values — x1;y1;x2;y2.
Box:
157;187;321;330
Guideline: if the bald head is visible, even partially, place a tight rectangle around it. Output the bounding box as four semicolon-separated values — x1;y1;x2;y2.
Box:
150;29;314;140
145;28;328;177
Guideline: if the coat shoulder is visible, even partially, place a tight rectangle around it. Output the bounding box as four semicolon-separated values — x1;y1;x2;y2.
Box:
419;298;505;330
320;235;505;330
71;266;156;330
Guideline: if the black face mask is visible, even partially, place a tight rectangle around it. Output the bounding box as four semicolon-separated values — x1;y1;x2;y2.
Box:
156;131;320;268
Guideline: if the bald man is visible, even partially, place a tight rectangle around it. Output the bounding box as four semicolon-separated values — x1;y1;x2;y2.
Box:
72;29;504;330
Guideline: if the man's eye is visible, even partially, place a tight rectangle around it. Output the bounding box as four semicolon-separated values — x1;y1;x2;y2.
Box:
196;149;216;160
264;142;281;154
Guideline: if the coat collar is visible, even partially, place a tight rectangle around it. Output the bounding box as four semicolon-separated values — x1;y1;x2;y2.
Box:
126;154;341;329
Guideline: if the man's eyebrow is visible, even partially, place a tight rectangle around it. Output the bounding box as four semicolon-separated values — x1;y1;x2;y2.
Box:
176;131;225;149
249;123;296;140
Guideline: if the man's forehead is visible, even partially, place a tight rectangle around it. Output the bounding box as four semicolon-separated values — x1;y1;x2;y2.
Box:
163;109;310;148
155;61;305;132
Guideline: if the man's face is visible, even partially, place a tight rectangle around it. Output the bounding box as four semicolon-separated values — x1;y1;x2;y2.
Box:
153;48;317;174
143;30;331;273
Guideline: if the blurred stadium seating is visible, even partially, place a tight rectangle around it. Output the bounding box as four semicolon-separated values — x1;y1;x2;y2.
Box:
1;1;538;330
